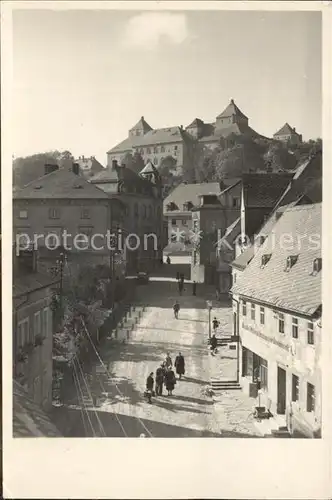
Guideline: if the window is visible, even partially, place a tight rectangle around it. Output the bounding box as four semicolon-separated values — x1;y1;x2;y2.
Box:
17;318;29;347
182;219;188;226
307;322;314;345
260;307;265;325
19;210;28;219
312;258;322;274
285;255;298;272
292;374;299;402
171;219;177;226
292;317;299;339
260;358;268;390
261;254;272;268
251;303;255;321
242;300;247;316
174;145;178;151
306;383;315;412
232;198;239;208
34;311;41;341
193;251;197;265
278;313;285;334
134;203;139;217
161;146;165;153
49;208;60;219
81;208;90;219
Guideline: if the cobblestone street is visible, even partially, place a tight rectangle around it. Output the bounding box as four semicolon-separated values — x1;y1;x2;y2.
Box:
56;278;261;437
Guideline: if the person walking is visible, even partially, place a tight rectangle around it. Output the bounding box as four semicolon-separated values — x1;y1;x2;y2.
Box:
145;372;154;403
173;301;180;319
210;333;218;355
212;317;220;333
178;280;184;295
166;255;171;265
176;271;180;281
174;352;185;380
165;352;172;369
192;281;197;296
165;367;176;396
155;364;164;396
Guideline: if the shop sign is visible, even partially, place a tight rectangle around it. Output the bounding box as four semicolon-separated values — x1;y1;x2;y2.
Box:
242;322;291;352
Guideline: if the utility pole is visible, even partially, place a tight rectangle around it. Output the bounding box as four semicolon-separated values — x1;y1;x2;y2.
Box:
231;295;240;383
57;252;66;326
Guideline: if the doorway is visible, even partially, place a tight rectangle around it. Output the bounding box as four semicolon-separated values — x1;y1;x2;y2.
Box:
277;366;287;414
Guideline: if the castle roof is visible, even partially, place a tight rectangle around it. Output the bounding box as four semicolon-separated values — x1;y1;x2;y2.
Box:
13;168;109;200
129;116;153;134
186;118;204;128
216;99;248;120
108;126;186;154
274;122;300;137
199;122;262;143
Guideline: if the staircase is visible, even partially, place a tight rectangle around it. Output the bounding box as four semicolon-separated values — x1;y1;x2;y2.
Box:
210;379;241;391
111;305;147;342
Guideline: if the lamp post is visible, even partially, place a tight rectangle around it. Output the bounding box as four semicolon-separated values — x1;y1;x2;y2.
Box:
206;300;212;339
51;252;67;326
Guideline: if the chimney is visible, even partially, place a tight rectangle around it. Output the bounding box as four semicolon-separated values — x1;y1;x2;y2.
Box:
141;116;144;120
112;160;118;170
82;155;85;160
230;98;234;104
72;162;80;175
44;163;59;176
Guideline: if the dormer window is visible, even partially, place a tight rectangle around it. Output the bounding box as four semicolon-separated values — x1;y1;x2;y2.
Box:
312;258;322;275
285;255;298;272
183;201;193;211
261;254;272;268
256;235;266;247
166;202;178;212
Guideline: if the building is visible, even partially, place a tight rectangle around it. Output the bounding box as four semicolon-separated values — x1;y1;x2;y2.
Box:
107;99;268;174
13;164;116;276
13;249;56;410
163;181;221;252
74;155;105;178
13;381;62;437
90;159;164;273
231;203;322;438
273;123;303;145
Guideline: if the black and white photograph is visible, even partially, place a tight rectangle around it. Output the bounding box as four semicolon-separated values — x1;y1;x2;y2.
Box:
2;1;331;498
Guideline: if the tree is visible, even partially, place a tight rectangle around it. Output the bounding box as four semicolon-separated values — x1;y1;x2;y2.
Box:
13;150;73;187
263;140;297;172
121;151;145;173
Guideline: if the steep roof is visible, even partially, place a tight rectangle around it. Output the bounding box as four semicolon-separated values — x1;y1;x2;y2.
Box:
216;99;248;120
13;272;56;297
129;116;153;134
108;126;185;153
74;156;105;174
13;381;62;437
186;118;204;128
199;123;264;143
231;203;321;316
140;160;158;175
274;122;300;137
242;173;293;208
163;182;221;211
14;168;109;200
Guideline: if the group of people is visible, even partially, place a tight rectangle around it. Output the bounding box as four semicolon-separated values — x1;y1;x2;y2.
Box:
145;352;185;403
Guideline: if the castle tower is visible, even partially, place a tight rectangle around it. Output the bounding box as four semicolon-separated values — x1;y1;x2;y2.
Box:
129;116;153;138
215;99;248;130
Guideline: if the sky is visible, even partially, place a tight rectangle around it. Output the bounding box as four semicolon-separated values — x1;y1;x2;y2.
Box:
12;9;322;165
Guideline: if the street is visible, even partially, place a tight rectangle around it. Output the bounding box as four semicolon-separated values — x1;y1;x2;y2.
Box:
53;275;261;438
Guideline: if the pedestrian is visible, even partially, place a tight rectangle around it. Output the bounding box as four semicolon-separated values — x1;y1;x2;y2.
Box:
178;280;183;295
155;364;164;396
173;301;180;319
174;352;185;380
212;317;220;333
164;367;176;396
176;271;180;281
192;281;197;296
166;256;171;265
165;352;172;369
210;333;218;355
145;372;154;403
215;289;220;301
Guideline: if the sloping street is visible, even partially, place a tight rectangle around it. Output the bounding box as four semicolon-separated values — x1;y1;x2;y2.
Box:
54;277;261;438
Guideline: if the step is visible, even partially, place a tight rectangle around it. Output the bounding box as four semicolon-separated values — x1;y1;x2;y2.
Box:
211;381;241;390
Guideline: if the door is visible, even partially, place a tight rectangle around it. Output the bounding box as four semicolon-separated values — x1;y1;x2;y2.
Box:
233;312;237;336
277;366;287;414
